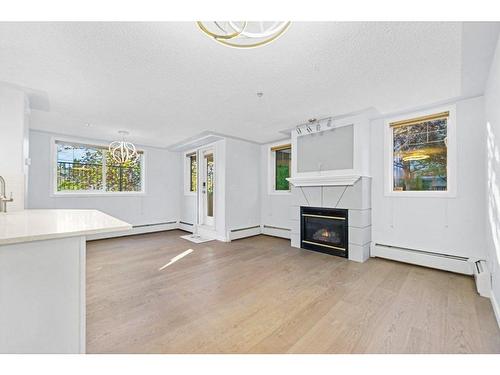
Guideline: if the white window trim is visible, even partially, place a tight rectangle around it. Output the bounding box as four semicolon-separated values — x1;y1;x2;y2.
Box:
268;140;292;195
184;149;198;196
383;105;457;198
50;136;146;197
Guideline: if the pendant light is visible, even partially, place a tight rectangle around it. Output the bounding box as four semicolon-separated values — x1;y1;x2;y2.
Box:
109;130;138;164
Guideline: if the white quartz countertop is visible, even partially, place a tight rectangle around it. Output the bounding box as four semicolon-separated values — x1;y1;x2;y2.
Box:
0;209;132;245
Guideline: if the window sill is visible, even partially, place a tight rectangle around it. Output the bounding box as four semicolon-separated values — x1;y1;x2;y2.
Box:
51;191;146;198
384;190;456;198
269;190;292;196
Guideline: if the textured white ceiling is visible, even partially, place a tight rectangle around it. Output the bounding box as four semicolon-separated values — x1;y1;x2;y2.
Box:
0;22;497;147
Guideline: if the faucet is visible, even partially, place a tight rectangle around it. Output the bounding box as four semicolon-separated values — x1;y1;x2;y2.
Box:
0;176;14;213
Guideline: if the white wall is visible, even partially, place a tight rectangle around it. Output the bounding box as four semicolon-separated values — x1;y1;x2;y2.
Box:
0;86;29;211
180;193;196;226
225;138;260;231
260;141;292;234
27;130;181;226
485;35;500;316
371;96;486;259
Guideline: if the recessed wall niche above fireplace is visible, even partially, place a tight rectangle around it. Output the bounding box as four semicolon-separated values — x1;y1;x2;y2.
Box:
301;206;348;258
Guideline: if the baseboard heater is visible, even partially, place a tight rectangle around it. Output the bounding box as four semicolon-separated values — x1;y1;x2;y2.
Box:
473;260;491;297
87;220;178;241
230;225;261;233
262;225;291;231
133;221;177;228
372;242;473;275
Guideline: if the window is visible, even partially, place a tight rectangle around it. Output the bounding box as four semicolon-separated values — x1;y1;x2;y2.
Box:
55;141;143;193
390;111;449;192
186;152;197;193
271;144;291;192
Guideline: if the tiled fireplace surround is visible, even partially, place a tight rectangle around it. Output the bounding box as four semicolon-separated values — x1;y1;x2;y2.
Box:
289;177;371;262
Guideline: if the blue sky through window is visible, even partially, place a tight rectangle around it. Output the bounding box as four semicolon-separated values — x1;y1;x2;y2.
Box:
57;144;102;163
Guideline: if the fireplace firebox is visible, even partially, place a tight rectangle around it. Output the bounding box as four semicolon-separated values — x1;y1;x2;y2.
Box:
300;206;348;258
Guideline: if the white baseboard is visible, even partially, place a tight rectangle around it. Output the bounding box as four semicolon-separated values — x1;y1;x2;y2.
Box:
87;221;178;240
261;225;291;239
371;243;473;275
229;225;261;241
491;291;500;329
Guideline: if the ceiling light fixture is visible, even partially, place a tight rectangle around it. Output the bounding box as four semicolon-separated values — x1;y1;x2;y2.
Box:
306;118;317;133
109;130;138;164
402;153;430;162
197;21;291;49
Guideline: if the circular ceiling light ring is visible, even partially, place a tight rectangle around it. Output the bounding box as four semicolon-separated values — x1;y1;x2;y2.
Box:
213;21;291;49
197;21;247;41
227;21;288;38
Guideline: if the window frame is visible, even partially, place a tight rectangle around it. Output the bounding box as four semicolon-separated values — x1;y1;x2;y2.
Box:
184;149;198;196
51;136;146;197
268;141;292;195
384;105;457;198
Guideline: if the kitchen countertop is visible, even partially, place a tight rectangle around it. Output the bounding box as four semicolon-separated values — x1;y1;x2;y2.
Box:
0;209;132;245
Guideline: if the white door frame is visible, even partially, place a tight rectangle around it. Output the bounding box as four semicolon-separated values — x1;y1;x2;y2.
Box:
197;146;215;228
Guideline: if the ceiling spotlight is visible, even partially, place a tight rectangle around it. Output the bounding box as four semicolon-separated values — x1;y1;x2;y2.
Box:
306;118;317;133
316;123;321;131
326;118;332;127
84;123;91;127
256;92;264;98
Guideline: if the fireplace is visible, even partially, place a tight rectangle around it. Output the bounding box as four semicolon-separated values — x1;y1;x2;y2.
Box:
300;206;348;258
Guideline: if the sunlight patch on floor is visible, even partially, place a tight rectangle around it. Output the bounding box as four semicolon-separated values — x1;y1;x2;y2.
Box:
159;249;194;271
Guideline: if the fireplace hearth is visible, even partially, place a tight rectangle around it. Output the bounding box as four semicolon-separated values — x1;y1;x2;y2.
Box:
300;206;348;258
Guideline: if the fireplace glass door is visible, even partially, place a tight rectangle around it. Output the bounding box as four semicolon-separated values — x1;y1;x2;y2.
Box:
301;207;348;258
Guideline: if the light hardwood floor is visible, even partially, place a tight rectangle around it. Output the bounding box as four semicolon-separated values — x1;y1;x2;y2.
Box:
86;230;500;353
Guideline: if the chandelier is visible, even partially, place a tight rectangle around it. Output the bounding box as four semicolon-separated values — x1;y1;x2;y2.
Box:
109;131;139;164
197;21;291;49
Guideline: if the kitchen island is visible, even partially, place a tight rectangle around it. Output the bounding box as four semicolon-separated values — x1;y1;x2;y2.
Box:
0;209;131;353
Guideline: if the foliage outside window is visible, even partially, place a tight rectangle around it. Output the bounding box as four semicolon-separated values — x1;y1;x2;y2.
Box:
188;153;197;192
274;145;291;191
56;141;143;193
206;153;214;216
392;112;448;192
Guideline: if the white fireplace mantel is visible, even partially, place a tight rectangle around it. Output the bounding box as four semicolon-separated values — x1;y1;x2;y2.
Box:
287;175;362;187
